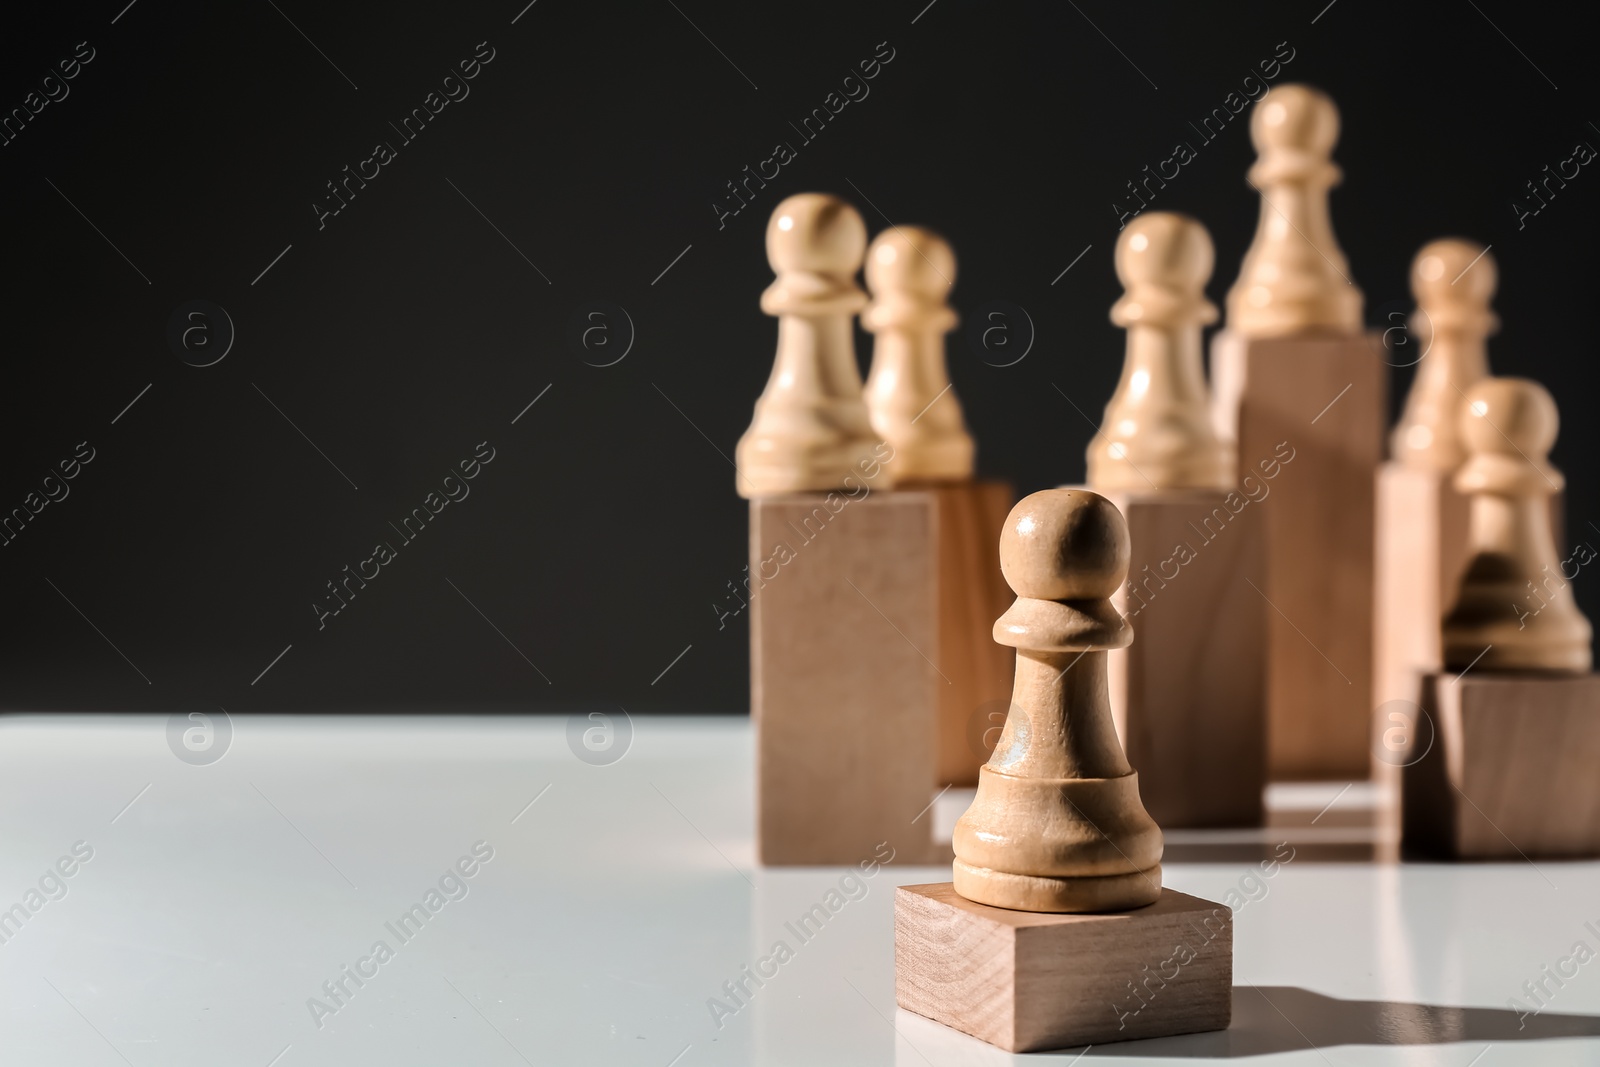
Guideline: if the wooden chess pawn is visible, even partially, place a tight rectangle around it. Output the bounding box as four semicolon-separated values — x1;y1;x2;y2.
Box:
1224;84;1362;338
863;226;974;483
1083;214;1266;828
1442;378;1591;671
952;489;1163;913
1371;240;1496;759
1402;377;1600;859
1088;212;1230;491
1391;240;1496;469
735;193;885;498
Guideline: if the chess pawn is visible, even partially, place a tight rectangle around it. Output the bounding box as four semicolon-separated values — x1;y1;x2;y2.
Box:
1087;212;1230;491
953;490;1163;913
1390;240;1496;469
1442;378;1592;671
735;193;885;498
1225;84;1363;338
863;226;975;483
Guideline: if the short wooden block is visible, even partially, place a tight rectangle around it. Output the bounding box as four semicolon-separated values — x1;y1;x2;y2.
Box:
1402;672;1600;858
750;484;1012;865
1210;330;1385;780
1098;488;1266;827
895;883;1233;1052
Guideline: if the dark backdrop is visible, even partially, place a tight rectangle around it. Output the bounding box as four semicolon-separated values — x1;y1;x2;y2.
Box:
2;0;1595;713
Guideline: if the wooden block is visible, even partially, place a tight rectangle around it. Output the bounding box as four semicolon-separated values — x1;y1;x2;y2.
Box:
1210;329;1385;780
1402;672;1600;858
934;481;1015;787
894;882;1233;1052
750;484;1012;865
1096;488;1266;827
1372;464;1471;781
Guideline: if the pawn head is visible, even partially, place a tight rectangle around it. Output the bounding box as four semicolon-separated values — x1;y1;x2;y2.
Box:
1411;238;1497;312
1115;211;1214;295
1251;83;1339;156
767;193;867;277
999;489;1129;602
1460;377;1558;461
865;225;955;300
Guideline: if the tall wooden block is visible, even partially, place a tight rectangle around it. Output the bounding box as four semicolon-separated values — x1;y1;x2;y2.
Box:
895;883;1233;1052
1372;464;1471;776
750;483;1012;865
1402;672;1600;858
1097;488;1267;827
933;482;1015;787
1210;330;1385;780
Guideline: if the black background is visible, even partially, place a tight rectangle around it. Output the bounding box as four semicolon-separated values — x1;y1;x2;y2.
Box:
2;0;1595;714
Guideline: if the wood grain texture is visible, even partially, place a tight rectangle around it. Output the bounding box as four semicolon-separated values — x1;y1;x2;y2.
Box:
1099;488;1267;827
1372;464;1471;783
1403;672;1600;858
1210;330;1384;779
751;485;1011;864
934;481;1015;787
895;882;1233;1052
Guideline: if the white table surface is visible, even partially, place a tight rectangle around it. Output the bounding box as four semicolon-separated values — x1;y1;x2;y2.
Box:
2;714;1598;1066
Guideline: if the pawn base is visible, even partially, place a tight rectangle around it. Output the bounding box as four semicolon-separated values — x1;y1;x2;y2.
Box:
1402;672;1600;858
895;882;1232;1052
952;860;1163;913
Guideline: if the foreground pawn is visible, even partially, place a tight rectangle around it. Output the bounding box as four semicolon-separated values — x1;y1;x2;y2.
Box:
862;225;974;483
734;193;884;497
953;490;1162;911
1442;378;1589;670
1403;377;1600;859
1084;215;1266;828
1224;83;1362;337
1089;212;1230;490
1210;84;1383;779
1373;242;1498;765
896;490;1232;1051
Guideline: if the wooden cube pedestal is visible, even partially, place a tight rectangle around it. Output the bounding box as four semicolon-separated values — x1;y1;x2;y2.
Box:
895;883;1233;1052
749;483;1013;866
1402;672;1600;858
1210;330;1385;780
1096;487;1266;827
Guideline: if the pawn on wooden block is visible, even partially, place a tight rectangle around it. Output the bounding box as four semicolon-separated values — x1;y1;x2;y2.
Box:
896;490;1232;1051
1373;240;1495;772
1209;84;1384;780
743;197;1008;864
863;225;974;483
1402;378;1600;859
863;224;1013;788
735;193;886;497
1085;212;1266;827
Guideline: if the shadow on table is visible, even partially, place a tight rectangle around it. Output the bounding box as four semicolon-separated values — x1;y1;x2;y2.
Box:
1090;985;1600;1057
